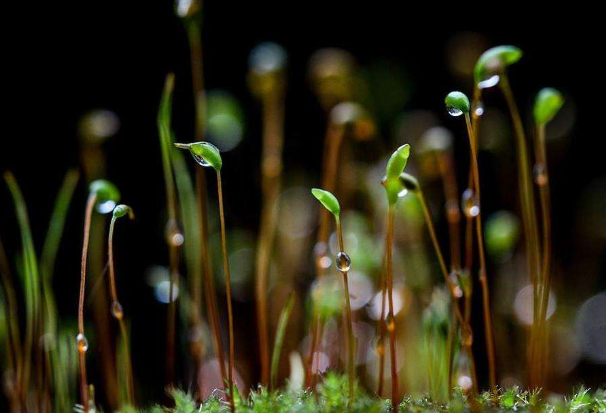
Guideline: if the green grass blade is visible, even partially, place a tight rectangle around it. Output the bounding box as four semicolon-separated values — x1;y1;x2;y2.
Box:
40;169;79;337
4;172;41;391
270;292;295;391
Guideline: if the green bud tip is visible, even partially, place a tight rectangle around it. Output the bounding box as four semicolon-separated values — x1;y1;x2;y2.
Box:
311;188;341;217
89;180;120;204
445;91;470;116
534;87;564;126
113;204;134;219
474;45;522;83
385;144;411;181
174;141;223;171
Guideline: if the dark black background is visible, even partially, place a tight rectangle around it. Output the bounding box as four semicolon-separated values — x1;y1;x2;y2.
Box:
2;1;604;405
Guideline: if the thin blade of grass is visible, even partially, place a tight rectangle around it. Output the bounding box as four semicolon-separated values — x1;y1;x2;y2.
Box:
4;172;41;393
40;169;79;339
270;292;295;391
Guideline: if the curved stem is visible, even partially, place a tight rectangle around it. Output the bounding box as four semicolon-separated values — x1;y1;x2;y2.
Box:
216;171;236;413
465;113;497;389
270;293;295;391
385;206;399;407
78;193;97;412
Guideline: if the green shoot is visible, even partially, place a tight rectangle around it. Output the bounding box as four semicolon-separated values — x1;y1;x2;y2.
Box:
380;144;411;407
269;293;295;391
311;188;355;403
75;179;120;412
446;90;497;389
532;87;564;386
175;141;236;413
474;45;522;88
108;204;135;406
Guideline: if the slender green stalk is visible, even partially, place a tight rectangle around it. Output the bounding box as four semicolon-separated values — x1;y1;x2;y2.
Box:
464;113;497;388
107;208;135;406
270;293;295;391
216;171;236;413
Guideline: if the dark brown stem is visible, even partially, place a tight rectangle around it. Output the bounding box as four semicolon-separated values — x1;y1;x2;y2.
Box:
78;193;97;412
534;123;552;386
376;262;387;397
255;87;285;386
385;206;400;408
336;217;355;403
216;171;236;413
108;217;135;406
499;74;541;388
465;113;497;389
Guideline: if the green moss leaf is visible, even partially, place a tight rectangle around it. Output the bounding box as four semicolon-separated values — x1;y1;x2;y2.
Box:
385;144;410;181
534;87;564;126
175;142;223;172
89;179;121;205
474;45;522;83
445;91;470;115
311;188;340;217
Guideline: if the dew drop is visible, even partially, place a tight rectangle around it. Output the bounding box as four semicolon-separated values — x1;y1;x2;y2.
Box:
189;142;220;168
76;333;89;353
478;75;500;89
534;164;548;186
111;301;124;320
447;106;464;117
472;100;484;118
335;251;351;273
461;188;480;218
96;200;117;215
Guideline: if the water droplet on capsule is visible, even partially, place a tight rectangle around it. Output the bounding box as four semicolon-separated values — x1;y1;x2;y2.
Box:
534;164;548;186
447;106;463;117
478;75;500;89
111;301;123;320
76;333;89;353
461;189;480;218
96;200;117;215
472;100;484;118
335;251;351;272
190;142;220;168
